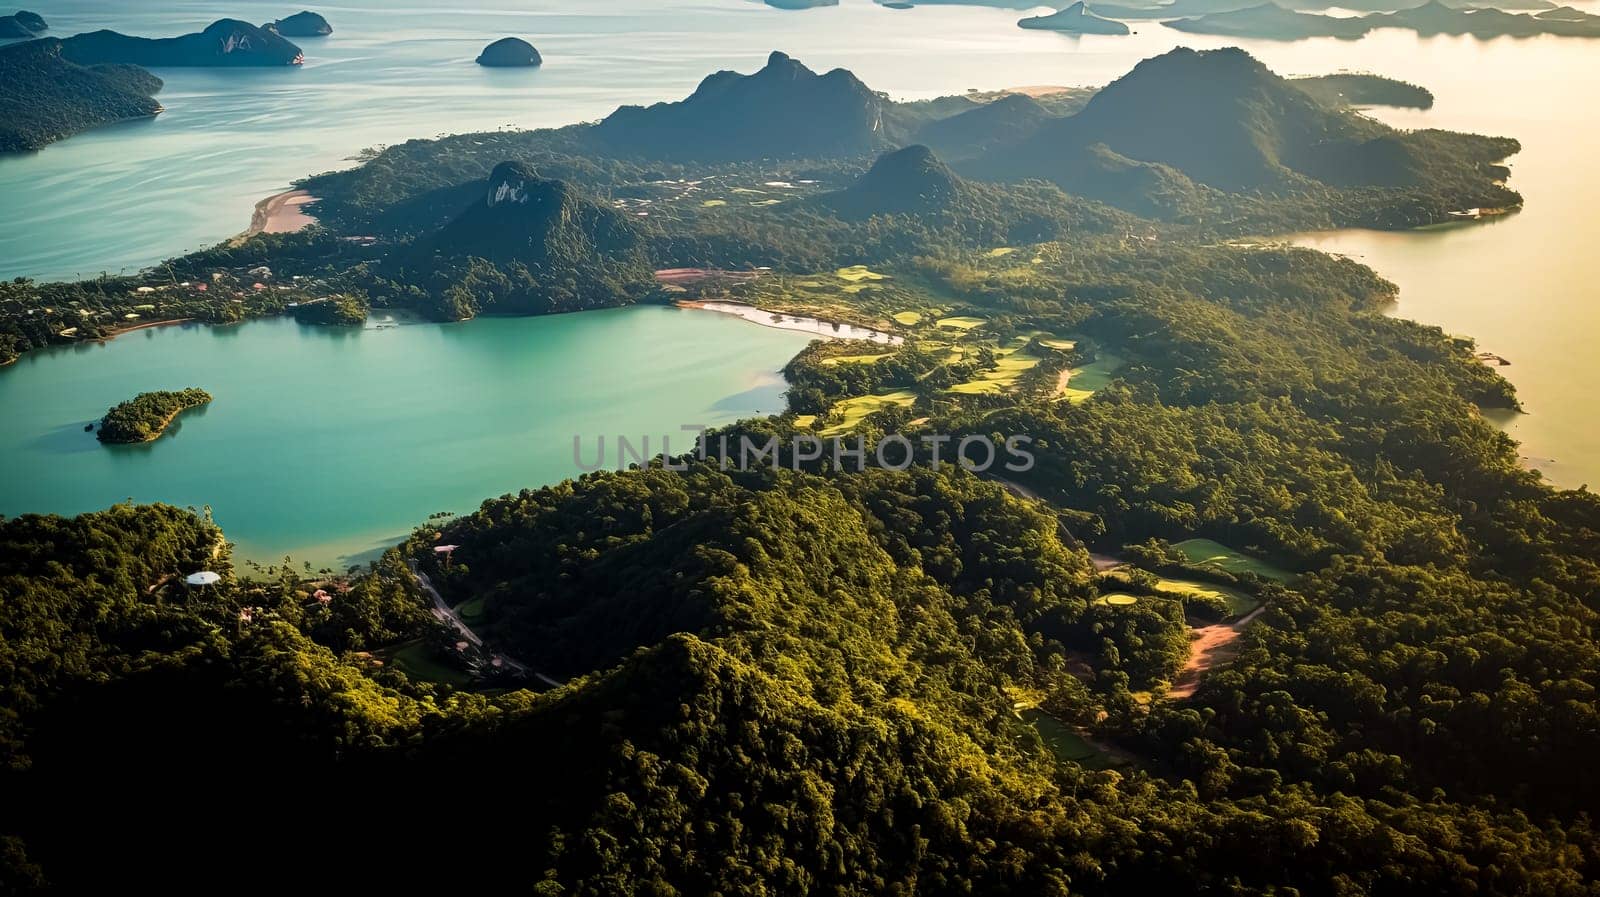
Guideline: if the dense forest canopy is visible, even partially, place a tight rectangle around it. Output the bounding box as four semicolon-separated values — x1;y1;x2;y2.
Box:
3;46;1597;894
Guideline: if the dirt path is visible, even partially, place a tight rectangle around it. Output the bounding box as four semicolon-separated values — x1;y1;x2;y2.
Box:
1168;606;1267;700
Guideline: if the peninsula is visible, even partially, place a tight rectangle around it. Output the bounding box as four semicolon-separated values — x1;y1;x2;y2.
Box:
0;39;164;152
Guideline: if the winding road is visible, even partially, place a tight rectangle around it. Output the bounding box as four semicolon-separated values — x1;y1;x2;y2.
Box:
408;562;563;689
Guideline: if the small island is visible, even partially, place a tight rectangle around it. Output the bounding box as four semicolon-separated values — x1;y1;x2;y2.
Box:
0;9;45;37
97;388;212;444
267;11;332;37
476;37;542;67
1018;2;1132;33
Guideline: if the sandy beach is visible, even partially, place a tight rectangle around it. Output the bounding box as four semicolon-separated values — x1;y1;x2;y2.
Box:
242;189;319;240
677;300;903;345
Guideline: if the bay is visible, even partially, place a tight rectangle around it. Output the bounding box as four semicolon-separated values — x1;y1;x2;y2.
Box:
0;306;811;568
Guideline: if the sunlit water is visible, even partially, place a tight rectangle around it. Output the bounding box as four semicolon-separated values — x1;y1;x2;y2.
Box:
0;307;810;568
2;0;1598;553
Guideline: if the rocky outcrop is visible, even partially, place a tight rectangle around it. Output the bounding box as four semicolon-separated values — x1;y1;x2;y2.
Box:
267;11;332;37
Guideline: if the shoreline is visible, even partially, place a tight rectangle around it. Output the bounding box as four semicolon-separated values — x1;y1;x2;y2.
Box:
103;317;195;339
239;189;319;241
676;299;903;345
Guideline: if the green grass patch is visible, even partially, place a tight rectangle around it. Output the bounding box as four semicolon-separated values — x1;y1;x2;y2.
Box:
936;315;987;331
986;247;1017;257
730;187;767;195
1154;577;1260;617
389;641;474;686
1058;353;1124;402
892;311;922;326
700;199;727;207
456;596;488;625
947;344;1043;395
1038;337;1077;351
1172;538;1295;582
1096;593;1140;606
836;265;887;282
821;390;917;436
1022;710;1115;770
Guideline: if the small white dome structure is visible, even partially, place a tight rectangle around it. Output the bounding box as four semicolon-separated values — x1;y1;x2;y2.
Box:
185;571;221;587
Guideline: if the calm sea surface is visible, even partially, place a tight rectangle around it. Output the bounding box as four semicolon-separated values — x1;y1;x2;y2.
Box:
2;0;1597;565
0;308;810;567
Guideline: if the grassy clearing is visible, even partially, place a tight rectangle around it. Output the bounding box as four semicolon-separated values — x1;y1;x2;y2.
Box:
936;315;987;331
1095;593;1141;606
1023;710;1116;770
891;311;922;326
389;641;474;686
1154;577;1260;617
987;247;1017;257
456;596;488;625
836;265;887;283
1058;353;1124;402
1038;337;1076;351
821;390;917;436
700;199;727;207
948;341;1044;395
1173;538;1296;582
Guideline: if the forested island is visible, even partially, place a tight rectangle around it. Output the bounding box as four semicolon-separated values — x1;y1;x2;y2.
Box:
0;9;45;37
475;36;541;67
59;19;305;67
0;39;163;152
1018;2;1133;33
1166;0;1600;38
5;48;1598;892
95;388;212;443
266;10;331;37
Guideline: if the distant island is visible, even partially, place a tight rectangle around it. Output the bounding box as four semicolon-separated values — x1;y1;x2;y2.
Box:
762;0;839;7
60;19;305;67
1166;2;1373;37
97;388;212;443
266;10;332;37
1018;2;1132;33
476;37;542;67
0;39;164;152
0;8;45;37
1167;0;1600;37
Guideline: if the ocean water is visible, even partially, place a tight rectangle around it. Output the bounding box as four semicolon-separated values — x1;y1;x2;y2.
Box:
2;0;1598;534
